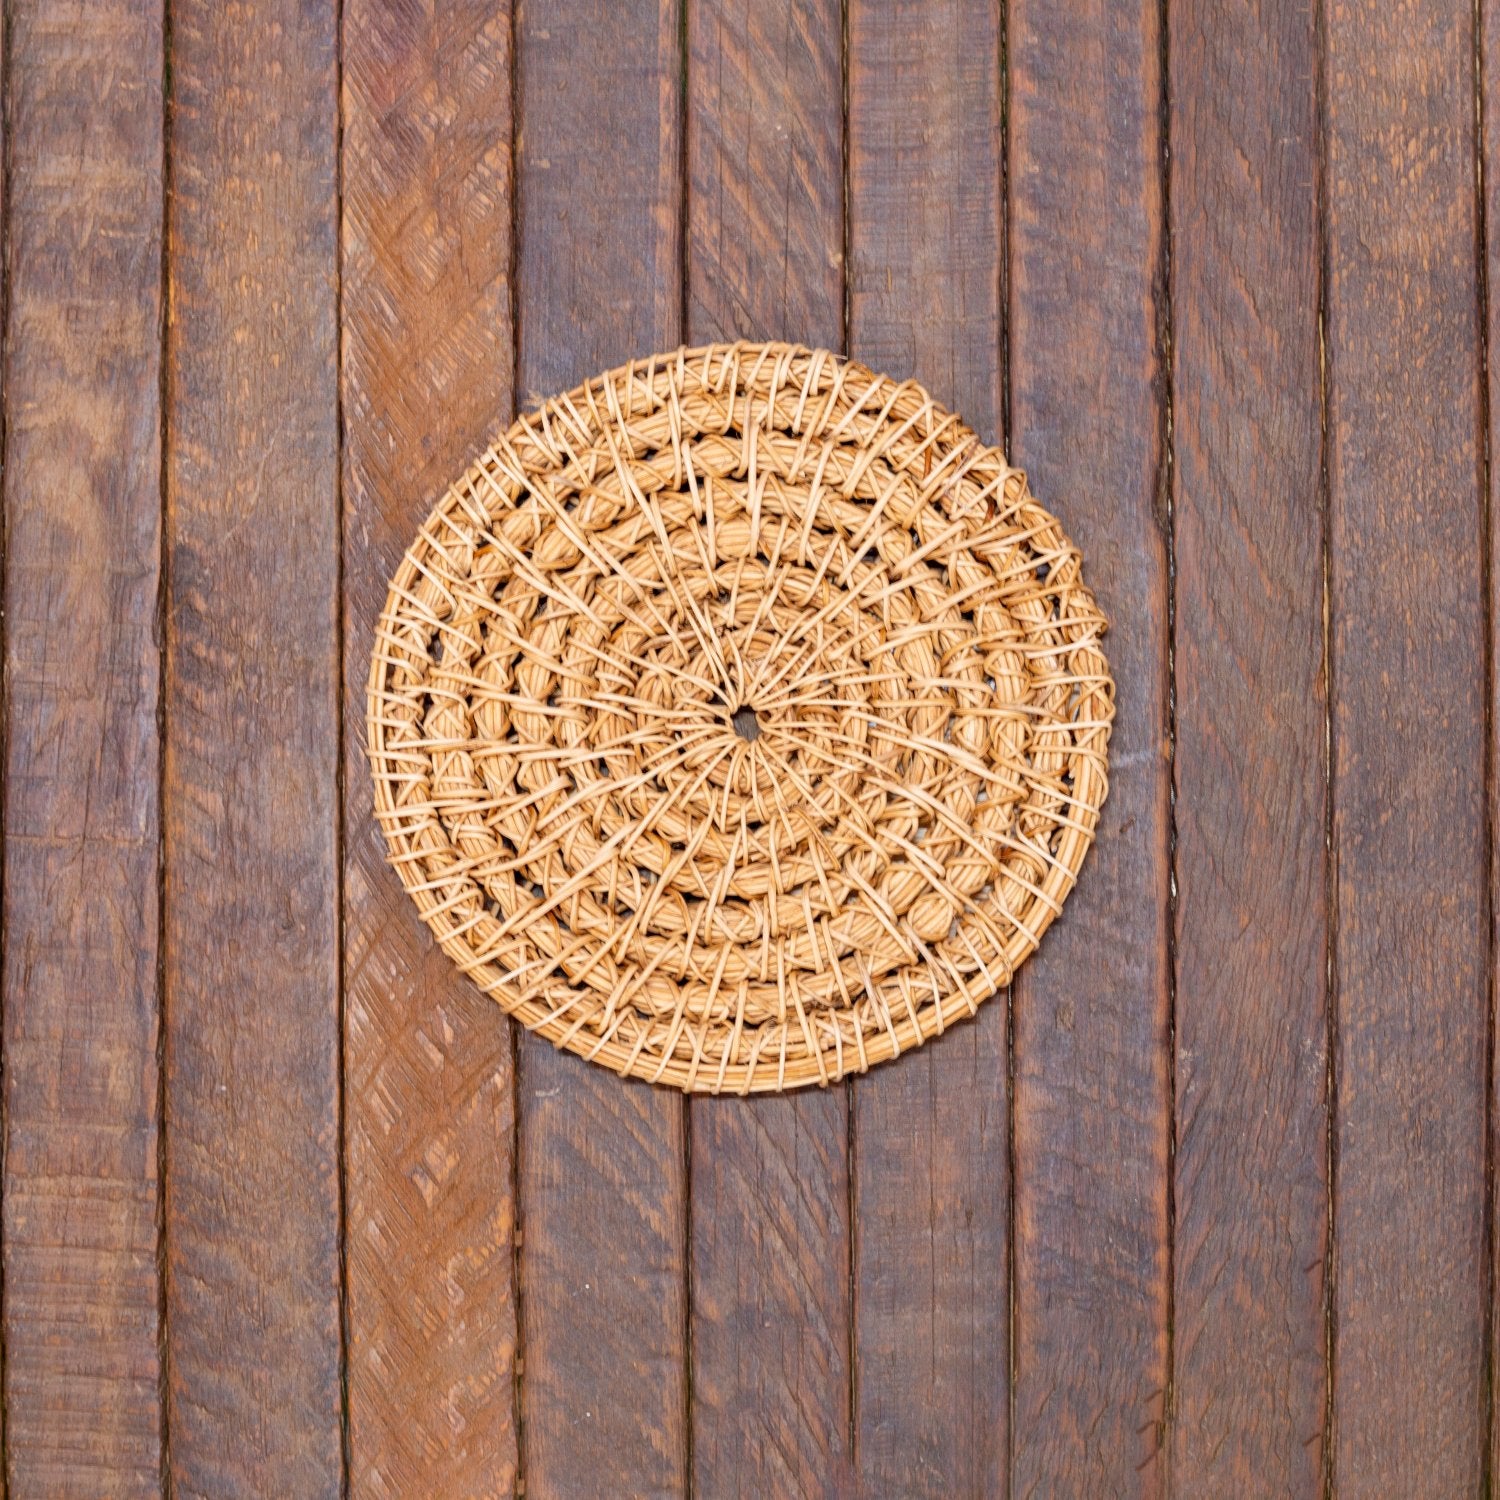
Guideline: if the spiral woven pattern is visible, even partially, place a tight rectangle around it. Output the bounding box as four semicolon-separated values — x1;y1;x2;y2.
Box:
367;343;1113;1093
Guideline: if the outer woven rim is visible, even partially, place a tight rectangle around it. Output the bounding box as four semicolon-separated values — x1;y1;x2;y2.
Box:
367;342;1113;1093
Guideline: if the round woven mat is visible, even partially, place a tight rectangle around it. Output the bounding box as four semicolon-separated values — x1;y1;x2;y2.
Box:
368;342;1113;1093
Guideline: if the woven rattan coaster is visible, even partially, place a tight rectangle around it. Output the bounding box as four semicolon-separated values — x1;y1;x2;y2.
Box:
368;342;1113;1093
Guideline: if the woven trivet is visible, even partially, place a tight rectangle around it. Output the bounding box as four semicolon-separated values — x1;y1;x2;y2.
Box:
367;342;1113;1093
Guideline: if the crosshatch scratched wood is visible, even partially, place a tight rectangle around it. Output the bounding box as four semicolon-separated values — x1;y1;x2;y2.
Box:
341;2;520;1495
163;1;343;1495
1007;0;1173;1489
1169;0;1329;1489
511;2;691;1493
1325;0;1490;1491
2;2;165;1494
683;1;854;1493
844;2;1012;1491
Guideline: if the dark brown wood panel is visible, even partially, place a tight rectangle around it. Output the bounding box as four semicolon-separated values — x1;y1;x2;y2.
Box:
513;0;682;414
685;0;843;348
683;2;852;1494
512;2;689;1494
688;1099;851;1495
1007;0;1172;1490
846;4;1010;1494
163;1;343;1494
1486;3;1500;1488
1168;0;1329;1490
2;3;164;1493
341;4;520;1496
1326;0;1489;1490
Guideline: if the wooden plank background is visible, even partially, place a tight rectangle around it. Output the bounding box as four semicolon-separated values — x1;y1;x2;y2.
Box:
685;5;851;1497
341;2;520;1495
846;4;1009;1494
163;3;343;1495
1;0;1496;1494
1169;0;1328;1489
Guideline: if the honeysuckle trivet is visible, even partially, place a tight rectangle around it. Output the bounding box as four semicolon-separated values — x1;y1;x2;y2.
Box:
367;342;1113;1093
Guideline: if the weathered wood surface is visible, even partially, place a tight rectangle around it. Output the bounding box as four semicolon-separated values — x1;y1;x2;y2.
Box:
0;2;1494;1495
512;2;690;1496
3;3;164;1494
340;2;520;1496
1007;0;1173;1490
1485;1;1500;1490
1168;0;1329;1490
162;1;343;1495
684;3;853;1495
846;4;1011;1495
1326;0;1490;1491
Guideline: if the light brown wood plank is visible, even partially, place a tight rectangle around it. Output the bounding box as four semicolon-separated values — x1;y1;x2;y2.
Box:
1168;0;1329;1489
2;3;164;1493
683;2;852;1494
1007;0;1172;1489
163;1;343;1493
846;4;1010;1494
341;2;520;1495
512;1;689;1494
1326;0;1489;1489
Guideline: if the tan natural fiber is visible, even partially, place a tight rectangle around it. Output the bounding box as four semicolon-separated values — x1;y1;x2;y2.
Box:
367;342;1113;1093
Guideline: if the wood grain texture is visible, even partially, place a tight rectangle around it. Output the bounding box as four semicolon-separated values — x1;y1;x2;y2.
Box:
687;1098;851;1496
1168;0;1329;1490
683;2;852;1493
1007;0;1172;1490
1325;0;1489;1490
685;0;843;346
2;3;164;1493
846;4;1010;1494
512;2;689;1494
1486;2;1500;1490
513;0;682;412
163;2;343;1494
851;1040;1008;1497
341;3;519;1495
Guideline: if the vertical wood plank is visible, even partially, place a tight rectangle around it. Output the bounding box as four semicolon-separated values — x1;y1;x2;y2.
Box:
846;4;1010;1494
1007;0;1172;1489
684;9;849;1492
341;3;519;1495
512;2;689;1494
2;3;164;1493
1487;2;1500;1490
1327;0;1489;1490
163;1;343;1494
1169;0;1329;1489
685;0;842;347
